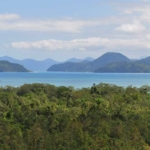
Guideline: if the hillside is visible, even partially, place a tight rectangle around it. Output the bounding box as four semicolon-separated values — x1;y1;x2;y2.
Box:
48;52;131;72
95;62;150;73
0;61;29;72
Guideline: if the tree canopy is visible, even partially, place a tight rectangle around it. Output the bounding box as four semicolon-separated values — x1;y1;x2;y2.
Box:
0;83;150;149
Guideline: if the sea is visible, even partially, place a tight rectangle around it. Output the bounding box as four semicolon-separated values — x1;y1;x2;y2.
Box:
0;72;150;89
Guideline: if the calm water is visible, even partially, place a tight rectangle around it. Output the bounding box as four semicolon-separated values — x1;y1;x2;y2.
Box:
0;72;150;88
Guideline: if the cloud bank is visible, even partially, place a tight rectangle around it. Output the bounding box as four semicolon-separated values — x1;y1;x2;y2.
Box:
0;13;114;33
115;22;145;33
11;37;150;51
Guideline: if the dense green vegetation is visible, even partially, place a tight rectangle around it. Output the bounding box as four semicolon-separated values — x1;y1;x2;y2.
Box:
0;61;29;72
95;62;150;73
0;83;150;149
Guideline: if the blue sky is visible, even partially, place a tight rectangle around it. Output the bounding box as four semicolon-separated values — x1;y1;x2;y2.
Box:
0;0;150;61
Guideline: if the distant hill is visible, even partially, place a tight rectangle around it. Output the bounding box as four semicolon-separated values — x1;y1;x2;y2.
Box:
48;61;92;72
65;57;94;63
0;56;19;63
3;53;150;73
95;62;150;73
0;61;29;72
20;58;58;71
137;56;150;66
0;56;94;71
0;56;58;71
47;52;131;72
90;52;131;70
65;58;83;63
84;57;95;61
95;55;150;73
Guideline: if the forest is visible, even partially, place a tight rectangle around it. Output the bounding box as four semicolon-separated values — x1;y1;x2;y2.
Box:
0;83;150;150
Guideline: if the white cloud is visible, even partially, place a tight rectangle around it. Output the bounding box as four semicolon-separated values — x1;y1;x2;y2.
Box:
115;22;145;33
0;13;133;33
0;13;116;33
145;34;150;39
0;20;83;33
11;37;150;51
0;13;20;20
0;18;105;33
0;8;149;35
120;4;150;22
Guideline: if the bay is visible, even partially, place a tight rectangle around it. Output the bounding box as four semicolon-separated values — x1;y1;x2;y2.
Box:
0;72;150;88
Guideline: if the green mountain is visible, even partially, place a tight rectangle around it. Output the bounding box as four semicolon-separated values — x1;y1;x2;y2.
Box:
47;52;131;72
91;52;130;70
95;56;150;73
0;61;29;72
95;62;150;73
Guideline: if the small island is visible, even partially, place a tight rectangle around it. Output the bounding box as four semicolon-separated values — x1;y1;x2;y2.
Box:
0;60;29;72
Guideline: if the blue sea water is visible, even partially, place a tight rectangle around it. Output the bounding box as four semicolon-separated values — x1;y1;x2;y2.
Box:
0;72;150;88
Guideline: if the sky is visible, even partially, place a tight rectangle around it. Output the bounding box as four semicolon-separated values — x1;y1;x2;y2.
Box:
0;0;150;61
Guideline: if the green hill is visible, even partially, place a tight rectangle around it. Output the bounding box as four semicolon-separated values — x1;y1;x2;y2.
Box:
95;62;150;73
91;52;130;70
0;61;29;72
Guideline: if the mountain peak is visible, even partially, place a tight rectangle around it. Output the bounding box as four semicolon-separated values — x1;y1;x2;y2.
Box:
48;52;131;72
91;52;130;69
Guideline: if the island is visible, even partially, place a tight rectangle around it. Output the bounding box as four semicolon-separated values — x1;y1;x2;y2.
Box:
0;60;29;72
47;52;150;73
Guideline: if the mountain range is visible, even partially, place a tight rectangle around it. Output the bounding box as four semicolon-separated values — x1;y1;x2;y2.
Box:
47;52;150;73
0;56;58;71
48;52;131;72
1;52;150;73
0;56;94;71
65;57;94;63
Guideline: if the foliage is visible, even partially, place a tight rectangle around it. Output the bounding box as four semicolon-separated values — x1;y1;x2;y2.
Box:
0;83;150;149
